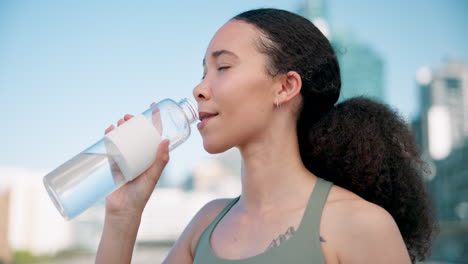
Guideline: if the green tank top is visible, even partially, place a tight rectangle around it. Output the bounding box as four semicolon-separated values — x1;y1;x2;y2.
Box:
193;177;333;264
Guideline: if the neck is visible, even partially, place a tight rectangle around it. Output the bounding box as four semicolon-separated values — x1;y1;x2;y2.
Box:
237;124;317;213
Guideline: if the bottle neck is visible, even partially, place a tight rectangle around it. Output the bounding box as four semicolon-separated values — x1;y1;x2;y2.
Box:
179;98;198;124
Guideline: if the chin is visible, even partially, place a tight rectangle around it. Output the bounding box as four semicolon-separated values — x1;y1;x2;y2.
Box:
203;140;232;154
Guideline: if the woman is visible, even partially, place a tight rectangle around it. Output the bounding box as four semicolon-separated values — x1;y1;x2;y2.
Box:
96;8;436;264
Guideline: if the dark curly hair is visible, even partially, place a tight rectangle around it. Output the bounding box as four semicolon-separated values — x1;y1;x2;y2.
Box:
234;8;437;263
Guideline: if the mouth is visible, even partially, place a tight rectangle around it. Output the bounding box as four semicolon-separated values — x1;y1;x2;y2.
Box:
198;112;218;129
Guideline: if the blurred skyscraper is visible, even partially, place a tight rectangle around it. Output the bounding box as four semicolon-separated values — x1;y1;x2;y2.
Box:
412;60;468;262
413;59;468;219
415;60;468;160
298;0;327;21
298;0;385;103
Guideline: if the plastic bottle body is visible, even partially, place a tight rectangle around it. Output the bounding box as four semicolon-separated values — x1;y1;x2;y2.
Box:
43;98;197;219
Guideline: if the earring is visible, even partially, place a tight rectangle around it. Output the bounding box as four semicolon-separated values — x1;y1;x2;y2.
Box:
275;98;281;109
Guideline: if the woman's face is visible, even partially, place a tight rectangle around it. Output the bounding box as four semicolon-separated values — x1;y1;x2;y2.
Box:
193;20;279;153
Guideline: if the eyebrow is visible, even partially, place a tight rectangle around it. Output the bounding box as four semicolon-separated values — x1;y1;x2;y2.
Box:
202;49;239;66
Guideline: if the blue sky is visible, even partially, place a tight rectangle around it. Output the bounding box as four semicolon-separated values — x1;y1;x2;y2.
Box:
1;0;467;184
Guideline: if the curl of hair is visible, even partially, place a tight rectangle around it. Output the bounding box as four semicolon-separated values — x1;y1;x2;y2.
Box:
234;8;437;263
301;97;437;262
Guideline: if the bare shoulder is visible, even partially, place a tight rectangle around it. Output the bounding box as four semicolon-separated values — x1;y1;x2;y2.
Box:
188;198;236;255
323;185;401;238
163;197;236;264
325;185;391;219
321;185;410;263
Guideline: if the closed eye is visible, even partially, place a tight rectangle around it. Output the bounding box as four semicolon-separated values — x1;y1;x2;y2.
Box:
201;66;230;80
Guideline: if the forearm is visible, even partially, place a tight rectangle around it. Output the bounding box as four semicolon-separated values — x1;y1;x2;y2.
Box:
95;213;142;264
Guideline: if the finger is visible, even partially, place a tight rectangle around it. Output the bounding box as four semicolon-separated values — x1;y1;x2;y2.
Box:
144;139;170;185
117;118;125;126
105;125;115;134
153;139;170;172
124;114;134;121
150;102;156;107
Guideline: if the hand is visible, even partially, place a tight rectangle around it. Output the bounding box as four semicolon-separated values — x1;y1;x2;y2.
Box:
104;103;169;218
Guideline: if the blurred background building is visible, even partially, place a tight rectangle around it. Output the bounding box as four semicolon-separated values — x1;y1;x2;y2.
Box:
414;61;468;160
298;0;385;103
0;190;12;263
412;60;468;262
0;149;241;263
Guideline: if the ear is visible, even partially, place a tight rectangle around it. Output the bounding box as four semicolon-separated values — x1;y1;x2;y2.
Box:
275;71;302;105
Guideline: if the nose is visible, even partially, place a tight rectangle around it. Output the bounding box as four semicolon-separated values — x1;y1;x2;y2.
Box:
192;79;211;103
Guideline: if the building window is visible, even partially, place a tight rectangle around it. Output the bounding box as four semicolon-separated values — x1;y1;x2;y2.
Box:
445;78;460;90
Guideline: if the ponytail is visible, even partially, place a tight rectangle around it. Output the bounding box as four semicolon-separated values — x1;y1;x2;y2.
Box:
298;97;437;263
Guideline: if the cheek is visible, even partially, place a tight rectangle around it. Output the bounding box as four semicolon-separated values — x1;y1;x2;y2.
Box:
202;68;273;150
216;72;272;109
225;72;273;124
236;102;271;135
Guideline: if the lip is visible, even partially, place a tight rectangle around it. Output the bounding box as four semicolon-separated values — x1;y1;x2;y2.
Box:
197;112;218;130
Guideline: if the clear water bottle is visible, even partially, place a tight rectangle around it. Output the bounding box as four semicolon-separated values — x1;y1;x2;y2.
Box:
43;98;198;220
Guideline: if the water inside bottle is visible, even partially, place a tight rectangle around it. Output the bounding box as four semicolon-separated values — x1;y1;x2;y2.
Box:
44;153;126;219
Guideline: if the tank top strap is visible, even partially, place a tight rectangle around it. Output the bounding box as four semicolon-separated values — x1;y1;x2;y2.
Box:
211;196;240;229
297;177;333;244
193;196;240;260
